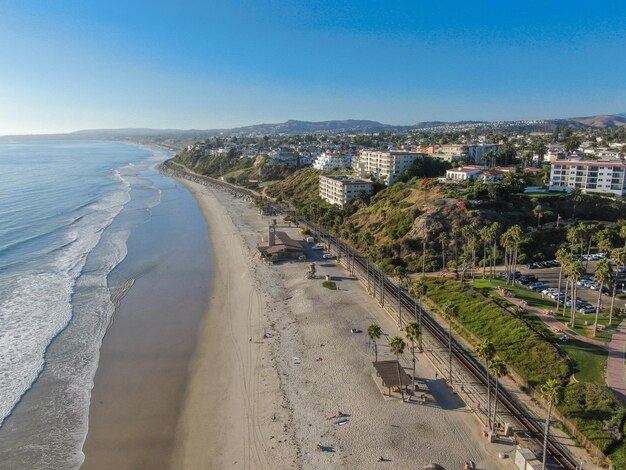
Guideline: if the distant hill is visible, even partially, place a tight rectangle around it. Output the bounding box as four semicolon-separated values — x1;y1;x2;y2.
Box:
565;114;626;129
2;113;626;143
412;120;487;129
224;119;395;135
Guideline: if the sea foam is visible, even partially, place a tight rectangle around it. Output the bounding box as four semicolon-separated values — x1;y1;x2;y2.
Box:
0;170;131;426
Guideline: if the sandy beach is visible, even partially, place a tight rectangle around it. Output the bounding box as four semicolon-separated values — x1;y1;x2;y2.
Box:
168;176;515;470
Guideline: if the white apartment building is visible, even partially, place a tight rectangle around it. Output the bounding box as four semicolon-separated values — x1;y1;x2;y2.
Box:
550;158;626;196
435;143;501;164
445;166;484;181
312;152;352;170
319;175;373;207
355;150;423;185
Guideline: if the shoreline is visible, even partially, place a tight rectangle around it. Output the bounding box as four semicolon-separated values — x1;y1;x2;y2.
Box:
81;170;213;469
168;176;299;468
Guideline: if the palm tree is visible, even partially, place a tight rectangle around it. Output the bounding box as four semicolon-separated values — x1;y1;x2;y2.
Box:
389;336;407;402
479;225;492;277
440;301;458;385
555;247;569;311
368;323;382;362
619;220;626;251
489;358;508;432
489;222;501;279
410;281;427;352
477;340;496;430
540;380;564;470
566;224;581;254
500;231;513;285
610;248;626;325
404;322;420;394
593;259;612;337
438;233;447;271
580;223;597;270
507;225;524;278
571;188;584;219
568;260;586;327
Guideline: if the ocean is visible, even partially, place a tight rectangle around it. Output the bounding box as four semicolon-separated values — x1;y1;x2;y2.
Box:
0;141;211;468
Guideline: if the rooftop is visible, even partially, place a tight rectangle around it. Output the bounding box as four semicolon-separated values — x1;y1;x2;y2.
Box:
321;175;372;184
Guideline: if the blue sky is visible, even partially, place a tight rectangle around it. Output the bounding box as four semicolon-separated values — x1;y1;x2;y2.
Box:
1;0;625;134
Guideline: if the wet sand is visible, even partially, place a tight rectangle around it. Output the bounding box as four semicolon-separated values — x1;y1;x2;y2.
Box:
81;179;212;469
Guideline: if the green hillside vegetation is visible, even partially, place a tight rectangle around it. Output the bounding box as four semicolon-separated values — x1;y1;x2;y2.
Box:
560;382;626;464
265;167;322;204
421;277;626;467
268;167;626;276
421;277;570;385
174;148;299;188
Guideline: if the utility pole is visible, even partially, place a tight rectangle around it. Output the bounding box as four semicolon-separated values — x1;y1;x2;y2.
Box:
398;280;402;326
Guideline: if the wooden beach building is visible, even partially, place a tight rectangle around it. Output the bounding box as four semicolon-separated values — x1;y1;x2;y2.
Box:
257;226;305;262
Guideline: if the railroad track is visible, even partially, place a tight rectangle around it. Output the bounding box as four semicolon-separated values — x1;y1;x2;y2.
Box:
306;221;578;470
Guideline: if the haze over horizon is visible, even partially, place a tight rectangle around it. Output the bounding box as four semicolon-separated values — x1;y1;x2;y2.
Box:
1;0;625;135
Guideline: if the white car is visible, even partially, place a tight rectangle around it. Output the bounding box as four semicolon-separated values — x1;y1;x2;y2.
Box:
322;253;336;259
311;244;324;251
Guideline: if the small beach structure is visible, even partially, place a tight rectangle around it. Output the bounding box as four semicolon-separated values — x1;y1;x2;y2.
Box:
373;360;412;397
258;225;305;262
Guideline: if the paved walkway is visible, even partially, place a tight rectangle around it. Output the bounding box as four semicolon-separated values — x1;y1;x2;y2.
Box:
498;291;607;349
606;319;626;403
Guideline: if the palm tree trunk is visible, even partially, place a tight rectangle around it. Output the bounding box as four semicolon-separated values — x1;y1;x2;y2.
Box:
418;297;423;352
396;354;405;402
490;242;498;279
556;264;564;311
374;341;378;362
562;277;569;317
472;246;477;278
448;323;453;384
441;241;446;271
610;283;617;326
483;241;487;277
492;377;499;432
486;361;492;430
571;283;577;326
411;343;416;395
594;285;603;337
542;402;553;470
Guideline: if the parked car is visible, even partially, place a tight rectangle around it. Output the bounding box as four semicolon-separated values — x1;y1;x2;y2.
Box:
529;282;547;291
549;292;566;301
518;275;537;285
578;305;596;314
541;288;558;295
322;253;336;259
311;244;324;251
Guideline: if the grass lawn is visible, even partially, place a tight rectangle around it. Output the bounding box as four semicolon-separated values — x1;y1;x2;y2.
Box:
516;192;567;200
472;277;556;310
422;277;570;385
322;281;337;290
554;311;613;342
559;339;608;385
474;277;614;341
